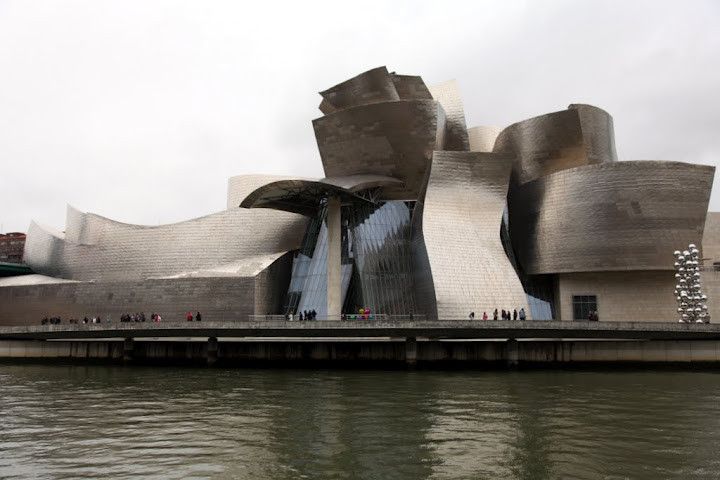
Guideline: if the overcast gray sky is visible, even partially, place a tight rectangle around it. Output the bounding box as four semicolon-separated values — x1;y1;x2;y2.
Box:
1;0;719;233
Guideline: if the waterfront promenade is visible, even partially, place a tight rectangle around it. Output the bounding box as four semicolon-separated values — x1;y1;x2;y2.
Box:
2;319;720;341
3;320;720;365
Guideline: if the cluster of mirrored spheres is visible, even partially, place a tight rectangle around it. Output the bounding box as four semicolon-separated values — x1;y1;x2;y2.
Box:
674;244;710;323
0;65;717;325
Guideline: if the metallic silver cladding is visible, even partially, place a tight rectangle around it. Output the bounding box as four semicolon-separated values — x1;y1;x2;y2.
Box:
227;174;304;210
239;177;397;216
23;207;307;282
0;253;294;326
509;161;715;274
319;66;400;112
63;205;85;244
390;74;433;100
313;100;446;200
570;104;617;166
319;174;403;192
428;80;470;151
412;151;530;319
467;125;501;152
494;104;618;184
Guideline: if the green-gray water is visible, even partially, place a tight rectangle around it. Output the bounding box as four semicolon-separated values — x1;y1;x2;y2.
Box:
1;365;719;480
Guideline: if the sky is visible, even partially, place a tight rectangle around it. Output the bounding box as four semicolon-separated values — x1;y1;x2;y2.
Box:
1;0;719;233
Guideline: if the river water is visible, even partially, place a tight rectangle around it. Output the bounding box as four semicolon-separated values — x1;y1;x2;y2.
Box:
1;364;719;480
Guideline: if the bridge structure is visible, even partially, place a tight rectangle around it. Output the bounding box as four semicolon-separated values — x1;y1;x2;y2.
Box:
2;320;720;341
3;320;720;366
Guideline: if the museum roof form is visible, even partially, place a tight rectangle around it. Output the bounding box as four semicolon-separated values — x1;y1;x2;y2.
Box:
240;175;403;215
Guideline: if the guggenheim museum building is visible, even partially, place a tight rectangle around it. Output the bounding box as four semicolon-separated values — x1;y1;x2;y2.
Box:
1;66;718;325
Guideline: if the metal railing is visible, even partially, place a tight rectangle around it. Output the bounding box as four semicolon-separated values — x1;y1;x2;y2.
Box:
247;314;428;322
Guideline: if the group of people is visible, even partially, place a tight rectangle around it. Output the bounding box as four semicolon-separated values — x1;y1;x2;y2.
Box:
40;316;63;325
587;310;599;321
39;311;196;324
186;311;202;321
121;313;144;322
119;312;165;322
41;316;104;324
468;308;527;321
287;309;317;321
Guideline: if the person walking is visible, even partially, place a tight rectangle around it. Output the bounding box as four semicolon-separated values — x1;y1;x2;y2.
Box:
493;309;498;321
513;309;518;321
186;311;193;322
469;312;475;320
195;311;202;322
482;312;488;321
501;309;506;321
519;308;526;321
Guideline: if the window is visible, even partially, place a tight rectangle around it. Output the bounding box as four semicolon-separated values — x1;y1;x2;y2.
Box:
572;295;598;321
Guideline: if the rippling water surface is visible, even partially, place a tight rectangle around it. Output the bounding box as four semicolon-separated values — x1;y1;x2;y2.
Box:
1;364;719;479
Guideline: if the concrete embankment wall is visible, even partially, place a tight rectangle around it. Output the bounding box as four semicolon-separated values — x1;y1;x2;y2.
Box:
1;339;720;365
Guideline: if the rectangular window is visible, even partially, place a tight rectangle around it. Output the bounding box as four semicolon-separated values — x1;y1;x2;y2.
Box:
572;295;598;321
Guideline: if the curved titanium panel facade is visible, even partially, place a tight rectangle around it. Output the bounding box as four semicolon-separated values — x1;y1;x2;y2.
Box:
319;66;400;112
412;151;530;319
320;174;403;192
390;74;433;100
226;174;303;210
23;206;307;282
494;104;618;184
313;100;446;200
0;251;294;326
239;178;391;216
468;125;501;152
509;161;715;274
428;80;470;151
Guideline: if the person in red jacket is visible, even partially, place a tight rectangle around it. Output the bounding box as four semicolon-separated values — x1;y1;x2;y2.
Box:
186;311;193;322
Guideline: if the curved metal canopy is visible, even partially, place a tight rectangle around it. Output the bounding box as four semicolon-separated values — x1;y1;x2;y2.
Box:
240;175;403;216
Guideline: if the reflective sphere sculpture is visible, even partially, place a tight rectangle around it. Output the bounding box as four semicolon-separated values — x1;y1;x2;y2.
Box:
674;243;710;323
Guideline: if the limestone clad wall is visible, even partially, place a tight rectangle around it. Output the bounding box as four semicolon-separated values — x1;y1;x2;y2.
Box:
702;212;720;263
0;277;254;326
556;271;677;322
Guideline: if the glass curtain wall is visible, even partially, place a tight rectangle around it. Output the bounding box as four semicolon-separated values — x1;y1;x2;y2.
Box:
344;201;415;315
284;200;416;316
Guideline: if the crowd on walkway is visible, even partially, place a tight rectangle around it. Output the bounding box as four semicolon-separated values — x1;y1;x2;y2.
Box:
39;311;202;324
41;316;106;325
287;309;317;321
468;308;527;321
120;312;166;322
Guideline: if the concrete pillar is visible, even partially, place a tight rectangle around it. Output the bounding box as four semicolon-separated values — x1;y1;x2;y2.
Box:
207;337;219;366
326;195;342;320
123;337;134;363
405;337;418;367
506;338;519;367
